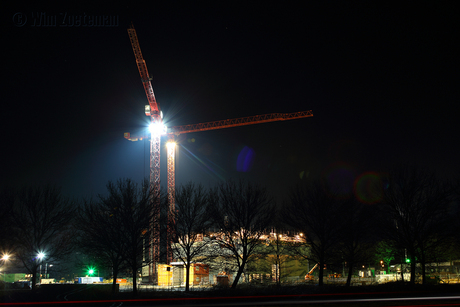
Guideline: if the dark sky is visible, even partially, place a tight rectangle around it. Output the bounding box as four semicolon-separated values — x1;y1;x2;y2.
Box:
2;2;459;201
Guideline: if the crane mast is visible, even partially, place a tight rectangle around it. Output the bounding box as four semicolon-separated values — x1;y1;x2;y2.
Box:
166;138;176;265
127;24;161;284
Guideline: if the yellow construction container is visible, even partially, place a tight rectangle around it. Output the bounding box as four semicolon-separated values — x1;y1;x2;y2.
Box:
158;263;210;287
157;264;173;287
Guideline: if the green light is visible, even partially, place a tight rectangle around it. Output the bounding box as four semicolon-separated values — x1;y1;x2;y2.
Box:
405;258;411;263
87;266;96;276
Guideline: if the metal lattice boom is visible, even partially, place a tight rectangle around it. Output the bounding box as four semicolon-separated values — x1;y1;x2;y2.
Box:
169;111;313;135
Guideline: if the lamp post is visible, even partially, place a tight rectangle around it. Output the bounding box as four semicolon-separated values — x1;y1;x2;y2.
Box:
45;264;53;279
37;252;45;283
1;254;10;282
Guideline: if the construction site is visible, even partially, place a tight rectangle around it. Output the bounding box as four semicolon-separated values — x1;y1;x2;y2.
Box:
123;24;313;286
119;24;460;289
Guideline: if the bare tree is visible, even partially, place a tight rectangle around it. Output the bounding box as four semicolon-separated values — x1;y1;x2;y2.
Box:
170;183;212;291
76;197;127;294
337;197;376;286
377;165;452;284
208;180;276;289
265;233;292;286
77;178;160;295
283;180;343;286
10;185;76;290
98;178;161;297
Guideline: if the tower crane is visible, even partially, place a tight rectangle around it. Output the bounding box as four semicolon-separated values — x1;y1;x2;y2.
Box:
125;24;313;282
127;24;162;283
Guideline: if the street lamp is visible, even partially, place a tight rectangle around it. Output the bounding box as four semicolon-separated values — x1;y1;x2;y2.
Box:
0;254;11;282
87;266;97;277
37;252;45;282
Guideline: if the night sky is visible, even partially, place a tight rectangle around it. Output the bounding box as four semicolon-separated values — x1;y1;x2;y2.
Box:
2;2;459;201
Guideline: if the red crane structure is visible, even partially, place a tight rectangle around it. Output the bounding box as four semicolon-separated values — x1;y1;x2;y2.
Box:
125;25;313;284
127;24;163;283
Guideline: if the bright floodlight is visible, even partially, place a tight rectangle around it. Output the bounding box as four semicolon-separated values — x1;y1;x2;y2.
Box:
148;122;167;135
37;252;45;260
1;254;10;261
166;141;176;149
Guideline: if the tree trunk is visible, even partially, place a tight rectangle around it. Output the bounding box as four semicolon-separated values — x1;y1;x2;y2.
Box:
410;258;416;284
31;266;38;290
112;267;119;295
132;264;138;297
318;262;324;286
231;264;245;289
278;261;282;286
400;260;404;282
185;261;190;291
346;262;353;286
421;252;426;284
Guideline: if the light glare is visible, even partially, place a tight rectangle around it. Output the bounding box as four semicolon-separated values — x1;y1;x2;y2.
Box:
148;122;167;135
166;141;176;149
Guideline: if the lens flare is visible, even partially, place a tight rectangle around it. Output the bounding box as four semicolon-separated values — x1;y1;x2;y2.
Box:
299;170;310;179
181;145;226;181
353;172;382;204
323;163;356;198
148;122;167;135
237;146;255;172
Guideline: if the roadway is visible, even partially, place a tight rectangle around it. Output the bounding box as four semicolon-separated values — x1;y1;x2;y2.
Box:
2;291;460;307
